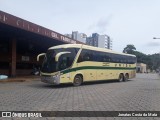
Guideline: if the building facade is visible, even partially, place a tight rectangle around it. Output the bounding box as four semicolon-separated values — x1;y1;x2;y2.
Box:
64;34;72;38
98;34;112;49
86;33;99;47
65;31;112;49
136;63;147;73
0;10;82;77
86;33;112;49
65;31;87;43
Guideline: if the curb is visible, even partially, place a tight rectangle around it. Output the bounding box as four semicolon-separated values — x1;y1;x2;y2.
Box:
0;76;40;83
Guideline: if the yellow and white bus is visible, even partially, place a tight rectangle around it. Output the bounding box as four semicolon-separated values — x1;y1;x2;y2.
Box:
37;44;136;86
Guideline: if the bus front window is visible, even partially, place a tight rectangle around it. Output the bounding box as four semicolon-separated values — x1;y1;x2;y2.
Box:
41;48;79;73
41;50;58;73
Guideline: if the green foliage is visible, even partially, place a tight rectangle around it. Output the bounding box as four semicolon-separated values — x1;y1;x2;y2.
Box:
123;44;136;54
148;53;160;70
123;44;160;71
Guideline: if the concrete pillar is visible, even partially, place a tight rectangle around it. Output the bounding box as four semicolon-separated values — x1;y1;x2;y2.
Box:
10;38;16;77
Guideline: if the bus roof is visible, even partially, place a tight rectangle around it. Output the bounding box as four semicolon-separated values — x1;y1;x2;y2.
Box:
49;44;82;50
49;44;136;57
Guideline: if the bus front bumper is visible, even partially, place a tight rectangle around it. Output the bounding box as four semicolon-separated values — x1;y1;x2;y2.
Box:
41;74;60;84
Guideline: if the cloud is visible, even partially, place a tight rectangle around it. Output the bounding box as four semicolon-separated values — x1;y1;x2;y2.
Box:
88;14;113;34
146;42;160;47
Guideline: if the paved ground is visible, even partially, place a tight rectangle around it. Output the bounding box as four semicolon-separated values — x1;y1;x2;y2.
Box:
0;73;160;120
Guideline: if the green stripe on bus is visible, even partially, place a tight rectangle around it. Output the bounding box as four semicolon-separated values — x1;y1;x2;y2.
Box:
61;66;136;74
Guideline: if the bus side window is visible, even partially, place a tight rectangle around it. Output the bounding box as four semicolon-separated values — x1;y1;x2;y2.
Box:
83;50;93;61
105;53;110;62
102;53;106;62
77;49;95;62
98;52;103;62
110;54;115;62
83;53;89;61
58;56;67;70
77;54;83;63
58;54;73;70
77;49;86;62
119;55;122;63
131;56;136;64
92;51;98;61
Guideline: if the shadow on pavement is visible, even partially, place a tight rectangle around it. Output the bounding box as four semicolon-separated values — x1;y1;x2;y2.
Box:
27;79;133;89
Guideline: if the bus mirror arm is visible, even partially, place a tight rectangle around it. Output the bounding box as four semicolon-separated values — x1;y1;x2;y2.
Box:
55;51;71;62
37;53;46;61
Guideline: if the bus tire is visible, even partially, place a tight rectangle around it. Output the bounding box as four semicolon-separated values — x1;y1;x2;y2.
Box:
118;74;124;82
73;75;83;86
124;73;129;81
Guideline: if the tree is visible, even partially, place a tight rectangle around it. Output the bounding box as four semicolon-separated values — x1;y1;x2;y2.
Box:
123;44;136;54
123;44;160;71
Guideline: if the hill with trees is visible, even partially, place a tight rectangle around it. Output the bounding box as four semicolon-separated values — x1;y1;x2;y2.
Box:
123;44;160;71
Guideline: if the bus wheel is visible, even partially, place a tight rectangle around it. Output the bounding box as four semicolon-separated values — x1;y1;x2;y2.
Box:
124;74;129;81
118;74;124;82
73;75;83;86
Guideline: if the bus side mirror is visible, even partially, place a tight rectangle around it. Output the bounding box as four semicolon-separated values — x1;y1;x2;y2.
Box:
55;55;59;62
55;51;71;62
37;53;46;61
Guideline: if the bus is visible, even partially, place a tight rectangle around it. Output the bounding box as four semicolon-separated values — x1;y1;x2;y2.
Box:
37;44;136;86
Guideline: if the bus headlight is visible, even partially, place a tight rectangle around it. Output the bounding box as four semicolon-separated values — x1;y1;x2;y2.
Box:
52;72;60;84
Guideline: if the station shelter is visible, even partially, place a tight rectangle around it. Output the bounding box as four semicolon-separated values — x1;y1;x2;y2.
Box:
0;11;82;77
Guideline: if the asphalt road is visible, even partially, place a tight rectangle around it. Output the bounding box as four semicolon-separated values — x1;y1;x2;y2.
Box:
0;73;160;120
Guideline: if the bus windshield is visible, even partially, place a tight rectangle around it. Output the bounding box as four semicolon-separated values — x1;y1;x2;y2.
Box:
41;48;79;73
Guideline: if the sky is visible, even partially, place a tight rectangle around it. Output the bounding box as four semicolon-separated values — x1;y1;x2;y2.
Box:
1;0;160;54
